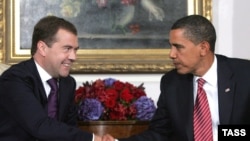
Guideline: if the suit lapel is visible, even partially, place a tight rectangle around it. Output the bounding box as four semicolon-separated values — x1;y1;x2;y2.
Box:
217;55;235;124
57;79;66;120
57;78;74;121
29;59;48;105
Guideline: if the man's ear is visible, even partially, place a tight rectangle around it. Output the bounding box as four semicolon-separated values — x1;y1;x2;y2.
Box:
37;41;47;56
200;41;210;55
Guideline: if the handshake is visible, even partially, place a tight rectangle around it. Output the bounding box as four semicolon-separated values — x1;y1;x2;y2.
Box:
94;134;117;141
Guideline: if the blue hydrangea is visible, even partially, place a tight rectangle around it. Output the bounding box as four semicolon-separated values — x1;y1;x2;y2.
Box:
104;78;116;87
133;96;156;120
78;98;104;121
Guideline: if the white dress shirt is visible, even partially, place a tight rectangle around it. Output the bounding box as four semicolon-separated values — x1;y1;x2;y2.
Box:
35;61;53;98
194;56;220;141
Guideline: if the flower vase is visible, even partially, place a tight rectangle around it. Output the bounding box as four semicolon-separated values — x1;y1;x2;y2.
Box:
78;120;149;138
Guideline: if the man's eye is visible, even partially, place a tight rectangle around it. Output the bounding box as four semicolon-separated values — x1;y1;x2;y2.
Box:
64;47;72;52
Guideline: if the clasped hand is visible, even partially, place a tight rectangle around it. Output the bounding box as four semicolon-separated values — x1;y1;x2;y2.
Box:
94;134;116;141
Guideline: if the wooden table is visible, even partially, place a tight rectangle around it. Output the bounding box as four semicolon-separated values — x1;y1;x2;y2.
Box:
78;120;149;138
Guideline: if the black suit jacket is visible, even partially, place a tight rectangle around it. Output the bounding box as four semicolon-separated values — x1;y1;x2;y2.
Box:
119;54;250;141
0;59;92;141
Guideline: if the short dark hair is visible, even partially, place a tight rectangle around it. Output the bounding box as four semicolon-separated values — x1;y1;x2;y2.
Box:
171;15;216;52
31;16;77;56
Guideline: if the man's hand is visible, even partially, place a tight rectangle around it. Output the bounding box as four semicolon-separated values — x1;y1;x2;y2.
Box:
102;134;115;141
94;134;102;141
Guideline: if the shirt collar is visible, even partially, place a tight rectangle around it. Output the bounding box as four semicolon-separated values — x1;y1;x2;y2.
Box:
194;55;218;87
34;61;52;82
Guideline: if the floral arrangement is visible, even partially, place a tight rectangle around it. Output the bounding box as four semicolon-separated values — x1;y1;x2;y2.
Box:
75;78;156;121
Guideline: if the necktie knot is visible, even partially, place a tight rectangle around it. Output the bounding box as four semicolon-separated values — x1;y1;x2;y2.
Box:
47;78;58;91
197;78;206;88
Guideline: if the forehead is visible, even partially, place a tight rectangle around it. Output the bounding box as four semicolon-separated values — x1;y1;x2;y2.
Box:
169;29;197;48
169;29;187;42
53;29;77;42
52;29;78;47
55;28;76;36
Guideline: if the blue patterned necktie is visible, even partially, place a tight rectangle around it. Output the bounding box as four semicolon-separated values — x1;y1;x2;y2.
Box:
47;78;58;119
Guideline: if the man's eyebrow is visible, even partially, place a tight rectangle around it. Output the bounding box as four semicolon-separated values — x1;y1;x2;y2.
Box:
63;45;76;48
75;46;80;50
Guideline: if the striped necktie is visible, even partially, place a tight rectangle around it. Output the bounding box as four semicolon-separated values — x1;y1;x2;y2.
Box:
193;78;213;141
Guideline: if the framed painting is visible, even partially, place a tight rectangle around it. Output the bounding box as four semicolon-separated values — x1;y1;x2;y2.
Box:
0;0;212;73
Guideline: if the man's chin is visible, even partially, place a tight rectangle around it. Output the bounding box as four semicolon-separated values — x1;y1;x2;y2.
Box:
59;70;70;77
176;68;189;75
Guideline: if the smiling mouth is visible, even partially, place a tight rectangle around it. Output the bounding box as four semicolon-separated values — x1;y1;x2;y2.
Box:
62;63;71;67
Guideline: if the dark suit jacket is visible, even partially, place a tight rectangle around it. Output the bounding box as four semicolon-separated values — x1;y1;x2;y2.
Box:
119;54;250;141
0;59;92;141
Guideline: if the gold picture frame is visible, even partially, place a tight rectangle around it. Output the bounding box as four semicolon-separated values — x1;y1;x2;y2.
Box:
0;0;212;73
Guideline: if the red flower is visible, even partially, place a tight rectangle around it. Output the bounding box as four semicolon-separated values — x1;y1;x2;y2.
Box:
120;88;134;103
113;81;125;91
103;89;118;108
